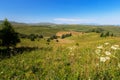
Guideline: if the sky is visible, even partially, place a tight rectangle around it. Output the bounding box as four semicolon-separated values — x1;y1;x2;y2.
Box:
0;0;120;25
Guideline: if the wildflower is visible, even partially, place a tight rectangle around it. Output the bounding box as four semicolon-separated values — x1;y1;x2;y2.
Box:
118;63;120;68
95;49;101;55
105;51;111;56
111;46;117;50
100;57;106;62
105;56;110;60
96;63;99;66
97;45;103;49
1;71;3;74
114;45;119;48
68;47;73;50
104;42;109;45
100;56;110;62
111;45;119;50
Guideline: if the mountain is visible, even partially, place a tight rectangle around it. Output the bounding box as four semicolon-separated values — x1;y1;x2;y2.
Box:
28;22;56;25
0;20;56;26
0;20;28;26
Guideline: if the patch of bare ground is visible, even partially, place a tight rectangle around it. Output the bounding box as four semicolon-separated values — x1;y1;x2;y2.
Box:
56;31;84;37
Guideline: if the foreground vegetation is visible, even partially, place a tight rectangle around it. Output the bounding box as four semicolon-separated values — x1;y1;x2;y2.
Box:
0;21;120;79
0;32;120;79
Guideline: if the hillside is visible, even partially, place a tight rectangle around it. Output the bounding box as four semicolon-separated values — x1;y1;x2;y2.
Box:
0;21;120;79
0;32;120;79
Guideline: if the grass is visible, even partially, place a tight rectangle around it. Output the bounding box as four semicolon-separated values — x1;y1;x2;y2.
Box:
7;24;120;37
0;32;120;79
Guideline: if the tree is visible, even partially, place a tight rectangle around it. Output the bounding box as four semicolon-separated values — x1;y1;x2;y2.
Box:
111;33;114;37
105;32;110;37
29;34;36;41
61;34;65;39
0;19;20;48
100;32;104;37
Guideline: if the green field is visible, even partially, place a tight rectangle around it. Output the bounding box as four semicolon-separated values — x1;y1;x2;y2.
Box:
12;24;120;36
0;25;120;79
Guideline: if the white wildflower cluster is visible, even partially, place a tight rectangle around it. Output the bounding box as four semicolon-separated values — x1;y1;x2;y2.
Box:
95;42;120;63
111;45;120;50
100;56;110;62
68;46;77;56
104;42;109;45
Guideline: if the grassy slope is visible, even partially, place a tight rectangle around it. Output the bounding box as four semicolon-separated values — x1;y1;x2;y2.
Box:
12;24;120;37
0;32;120;79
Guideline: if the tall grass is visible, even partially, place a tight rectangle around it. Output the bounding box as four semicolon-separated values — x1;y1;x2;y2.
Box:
0;33;120;79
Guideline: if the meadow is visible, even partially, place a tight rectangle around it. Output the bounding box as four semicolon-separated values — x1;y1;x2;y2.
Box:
0;24;120;80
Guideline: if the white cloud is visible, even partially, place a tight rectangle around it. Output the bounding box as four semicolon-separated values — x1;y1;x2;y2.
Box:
53;18;96;24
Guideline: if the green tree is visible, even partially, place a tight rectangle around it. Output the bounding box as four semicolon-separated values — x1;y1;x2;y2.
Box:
29;34;36;41
100;32;104;37
0;19;20;48
111;33;114;37
105;32;110;37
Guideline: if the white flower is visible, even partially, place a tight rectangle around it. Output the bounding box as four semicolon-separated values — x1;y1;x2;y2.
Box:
118;63;120;68
97;45;103;49
104;42;109;45
96;63;99;66
100;56;110;62
100;57;107;62
114;45;119;48
95;49;101;55
105;51;111;56
111;46;117;50
111;45;120;50
105;56;110;60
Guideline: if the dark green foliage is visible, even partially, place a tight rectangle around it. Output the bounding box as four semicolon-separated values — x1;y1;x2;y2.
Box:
50;35;57;40
105;31;110;37
19;33;28;38
0;19;20;48
29;34;36;41
38;34;43;38
61;33;72;39
100;32;104;37
47;38;51;42
56;39;59;42
61;34;65;39
90;28;104;33
76;43;79;46
111;33;114;37
100;32;113;37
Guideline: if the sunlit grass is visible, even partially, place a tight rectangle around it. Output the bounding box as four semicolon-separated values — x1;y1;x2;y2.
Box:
0;32;120;79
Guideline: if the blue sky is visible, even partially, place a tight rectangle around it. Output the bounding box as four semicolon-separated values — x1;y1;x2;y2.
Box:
0;0;120;24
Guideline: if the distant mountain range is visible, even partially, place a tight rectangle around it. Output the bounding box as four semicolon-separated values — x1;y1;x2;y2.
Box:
0;20;56;26
0;20;120;26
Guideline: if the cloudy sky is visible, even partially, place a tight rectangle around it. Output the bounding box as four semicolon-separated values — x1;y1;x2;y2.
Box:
0;0;120;25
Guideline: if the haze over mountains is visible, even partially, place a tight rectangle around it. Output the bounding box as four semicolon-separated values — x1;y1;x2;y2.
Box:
0;20;119;26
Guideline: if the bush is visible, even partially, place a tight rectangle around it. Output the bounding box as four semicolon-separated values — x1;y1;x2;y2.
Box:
100;33;104;37
61;33;72;39
47;38;51;42
105;32;110;37
50;35;57;40
38;35;44;38
89;28;104;33
29;34;36;41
